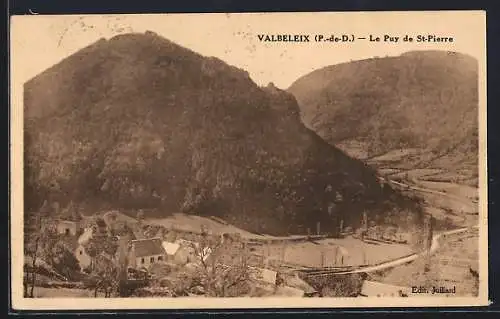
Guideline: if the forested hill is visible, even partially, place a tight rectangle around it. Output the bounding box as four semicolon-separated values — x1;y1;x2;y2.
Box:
288;51;478;186
24;31;422;235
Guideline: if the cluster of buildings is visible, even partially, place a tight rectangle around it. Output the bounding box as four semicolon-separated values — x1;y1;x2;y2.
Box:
35;202;318;296
73;224;212;275
36;204;207;277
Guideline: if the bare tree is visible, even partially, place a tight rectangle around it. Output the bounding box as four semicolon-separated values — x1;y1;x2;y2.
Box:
86;254;118;297
24;213;59;297
83;230;118;274
136;210;145;224
189;232;254;297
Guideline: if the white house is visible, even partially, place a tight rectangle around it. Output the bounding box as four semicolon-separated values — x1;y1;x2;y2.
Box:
56;220;78;236
161;241;181;260
74;227;94;270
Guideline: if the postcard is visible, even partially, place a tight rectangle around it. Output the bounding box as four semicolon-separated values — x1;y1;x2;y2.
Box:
10;10;488;310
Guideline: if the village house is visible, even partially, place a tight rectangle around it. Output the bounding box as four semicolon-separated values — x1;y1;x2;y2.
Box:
51;201;85;236
161;241;181;262
74;227;94;270
55;219;79;236
173;239;201;264
128;238;166;269
74;215;133;271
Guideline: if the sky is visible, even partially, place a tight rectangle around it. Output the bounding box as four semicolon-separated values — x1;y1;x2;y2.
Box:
11;11;485;89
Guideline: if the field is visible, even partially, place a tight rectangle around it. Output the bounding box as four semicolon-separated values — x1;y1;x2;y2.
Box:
390;168;444;180
145;214;415;268
146;213;264;239
380;167;480;229
423;173;478;187
122;211;416;269
146;213;316;241
371;231;479;297
252;236;414;268
367;148;422;163
86;173;479;271
412;180;478;201
406;181;479;229
334;140;371;160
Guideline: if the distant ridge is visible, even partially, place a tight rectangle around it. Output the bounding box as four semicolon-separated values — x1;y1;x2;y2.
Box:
288;50;478;186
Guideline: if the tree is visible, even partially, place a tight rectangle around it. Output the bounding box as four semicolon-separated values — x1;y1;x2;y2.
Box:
85;254;118;297
115;235;134;297
108;210;118;223
82;233;120;297
83;232;118;272
189;232;254;297
24;212;59;297
47;241;81;280
136;210;145;221
71;203;83;223
136;210;145;228
384;225;398;241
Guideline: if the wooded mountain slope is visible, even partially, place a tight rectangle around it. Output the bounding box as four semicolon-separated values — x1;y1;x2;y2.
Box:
24;32;422;235
288;51;478;186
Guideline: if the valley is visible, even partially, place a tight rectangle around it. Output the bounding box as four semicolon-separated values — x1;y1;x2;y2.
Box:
21;31;481;299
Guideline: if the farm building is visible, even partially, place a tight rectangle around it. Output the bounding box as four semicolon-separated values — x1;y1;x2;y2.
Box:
166;239;215;265
54;201;85;235
128;238;166;269
55;220;78;236
161;241;181;262
173;239;200;264
74;227;94;270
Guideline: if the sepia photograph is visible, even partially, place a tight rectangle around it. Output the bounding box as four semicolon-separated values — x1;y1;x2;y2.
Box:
10;11;487;310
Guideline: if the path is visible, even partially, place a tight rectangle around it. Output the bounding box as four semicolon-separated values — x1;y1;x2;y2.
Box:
379;177;476;209
304;225;477;277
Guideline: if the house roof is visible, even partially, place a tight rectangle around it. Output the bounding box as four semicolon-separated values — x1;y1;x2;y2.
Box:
162;241;180;255
132;238;165;257
57;220;77;225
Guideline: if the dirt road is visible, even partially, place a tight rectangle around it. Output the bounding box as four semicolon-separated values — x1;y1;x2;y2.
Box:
304;226;477;276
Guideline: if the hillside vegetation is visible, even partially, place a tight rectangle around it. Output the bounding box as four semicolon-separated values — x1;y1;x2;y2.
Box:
288;51;479;186
24;32;422;235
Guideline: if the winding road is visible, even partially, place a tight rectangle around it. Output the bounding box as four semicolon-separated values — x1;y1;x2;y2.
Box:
328;226;477;275
302;177;480;277
302;226;478;277
379;177;477;209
